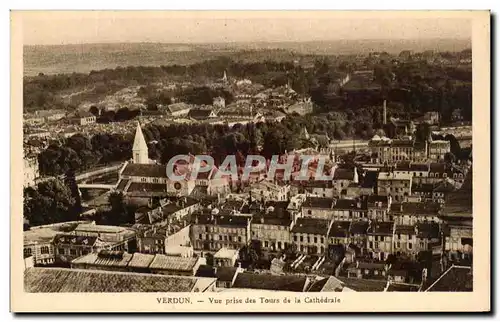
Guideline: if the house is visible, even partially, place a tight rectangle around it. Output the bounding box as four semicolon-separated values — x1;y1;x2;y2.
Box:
332;168;358;196
301;197;334;220
366;221;395;261
250;180;289;203
368;136;428;164
213;247;239;267
349;221;369;252
390;201;442;225
328;221;351;246
164;102;192;117
135;226;168;254
71;111;96;125
23;227;60;265
24;267;217;292
367;195;392;221
148;254;202;276
377;172;412;202
250;203;293;253
71;223;136;248
190;209;252;255
392;162;430;184
346;261;387;280
303;181;334;198
71;250;133;272
332;198;368;221
53;234;109;263
215;266;242;288
416;222;441;254
232;272;310;292
188;108;218;121
291;217;332;255
393;224;417;257
428;140;451;161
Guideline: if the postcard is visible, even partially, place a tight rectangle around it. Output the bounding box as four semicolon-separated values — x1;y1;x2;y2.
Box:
11;10;490;312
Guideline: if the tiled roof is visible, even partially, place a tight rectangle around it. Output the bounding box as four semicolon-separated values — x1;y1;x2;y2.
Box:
24;267;198;292
367;221;394;236
128;252;155;268
328;221;351;238
72;250;133;267
303;197;333;209
121;163;167;178
292;218;331;236
333;199;367;210
395;224;415;236
116;179;130;191
232;272;308;292
126;182;168;194
401;202;442;216
349;221;369;235
149;254;198;272
416;222;440;239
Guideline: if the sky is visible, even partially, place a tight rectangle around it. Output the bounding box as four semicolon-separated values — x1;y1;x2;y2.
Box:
18;11;472;46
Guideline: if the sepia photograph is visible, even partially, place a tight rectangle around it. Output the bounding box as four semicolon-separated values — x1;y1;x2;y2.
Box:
10;10;490;312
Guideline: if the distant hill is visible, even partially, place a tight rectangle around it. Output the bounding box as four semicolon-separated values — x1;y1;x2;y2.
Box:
24;38;471;76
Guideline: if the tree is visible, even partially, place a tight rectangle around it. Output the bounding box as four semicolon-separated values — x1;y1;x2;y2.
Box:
89;105;99;116
444;152;456;165
64;169;82;218
24;179;76;226
106;192;131;225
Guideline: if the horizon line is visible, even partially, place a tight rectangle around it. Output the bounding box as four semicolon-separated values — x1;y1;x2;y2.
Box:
24;37;472;48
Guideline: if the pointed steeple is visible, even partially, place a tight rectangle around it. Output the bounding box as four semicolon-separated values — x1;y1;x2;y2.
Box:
353;166;359;184
132;122;149;164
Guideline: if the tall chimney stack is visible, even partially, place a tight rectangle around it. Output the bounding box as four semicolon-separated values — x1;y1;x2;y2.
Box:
383;100;387;125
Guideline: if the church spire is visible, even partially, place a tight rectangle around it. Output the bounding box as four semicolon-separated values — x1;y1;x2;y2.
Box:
132;122;149;164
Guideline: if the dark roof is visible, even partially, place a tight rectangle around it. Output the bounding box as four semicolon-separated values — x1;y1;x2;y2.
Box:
412;183;435;193
410;163;430;172
335;277;387;292
367;195;389;207
390;140;414;148
307;278;330;292
303;197;333;209
328;221;351;238
195;265;216;278
232;272;308;292
116;179;130;191
361;171;378;188
416;222;440;239
121;163;166;178
188;109;215;119
367;221;394;236
292;218;331;236
429;163;447;173
24;267;198;292
349;221;369;235
425;266;472;292
395;224;415;235
193;212;250;227
215;267;238;282
333;198;367;210
401;202;442;216
252;211;292;226
304;181;333;189
333;168;354;180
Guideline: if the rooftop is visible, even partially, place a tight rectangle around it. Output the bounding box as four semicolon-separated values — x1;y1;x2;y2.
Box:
425;266;473;292
367;221;394;236
292;218;331;236
335;277;387;292
149;254;199;272
24;267;200;292
121;163;167;178
303;197;333;209
214;247;239;259
232;272;308;292
328;221;351;238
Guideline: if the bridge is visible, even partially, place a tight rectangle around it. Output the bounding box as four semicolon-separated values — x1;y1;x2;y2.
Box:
78;183;116;190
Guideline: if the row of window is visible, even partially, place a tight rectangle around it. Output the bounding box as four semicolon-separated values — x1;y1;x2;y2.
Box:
204;226;241;234
198;234;243;243
293;235;325;244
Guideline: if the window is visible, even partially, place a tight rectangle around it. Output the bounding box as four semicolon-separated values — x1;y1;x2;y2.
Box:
82;250;89;256
374;270;379;275
396;242;400;248
307;210;312;215
58;248;65;255
408;243;412;250
199;234;203;240
70;249;77;256
219;235;222;241
238;237;242;243
40;246;50;254
229;236;233;242
24;248;32;256
307;236;310;243
375;242;379;248
294;235;298;242
364;269;369;275
314;237;318;243
264;241;269;248
141;177;147;183
458;174;463;179
300;236;304;242
443;173;447;178
224;236;228;241
369;242;373;248
277;242;282;249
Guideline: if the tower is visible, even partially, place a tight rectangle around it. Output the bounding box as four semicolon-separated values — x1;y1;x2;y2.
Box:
383;100;387;125
222;70;228;83
132;122;149;164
